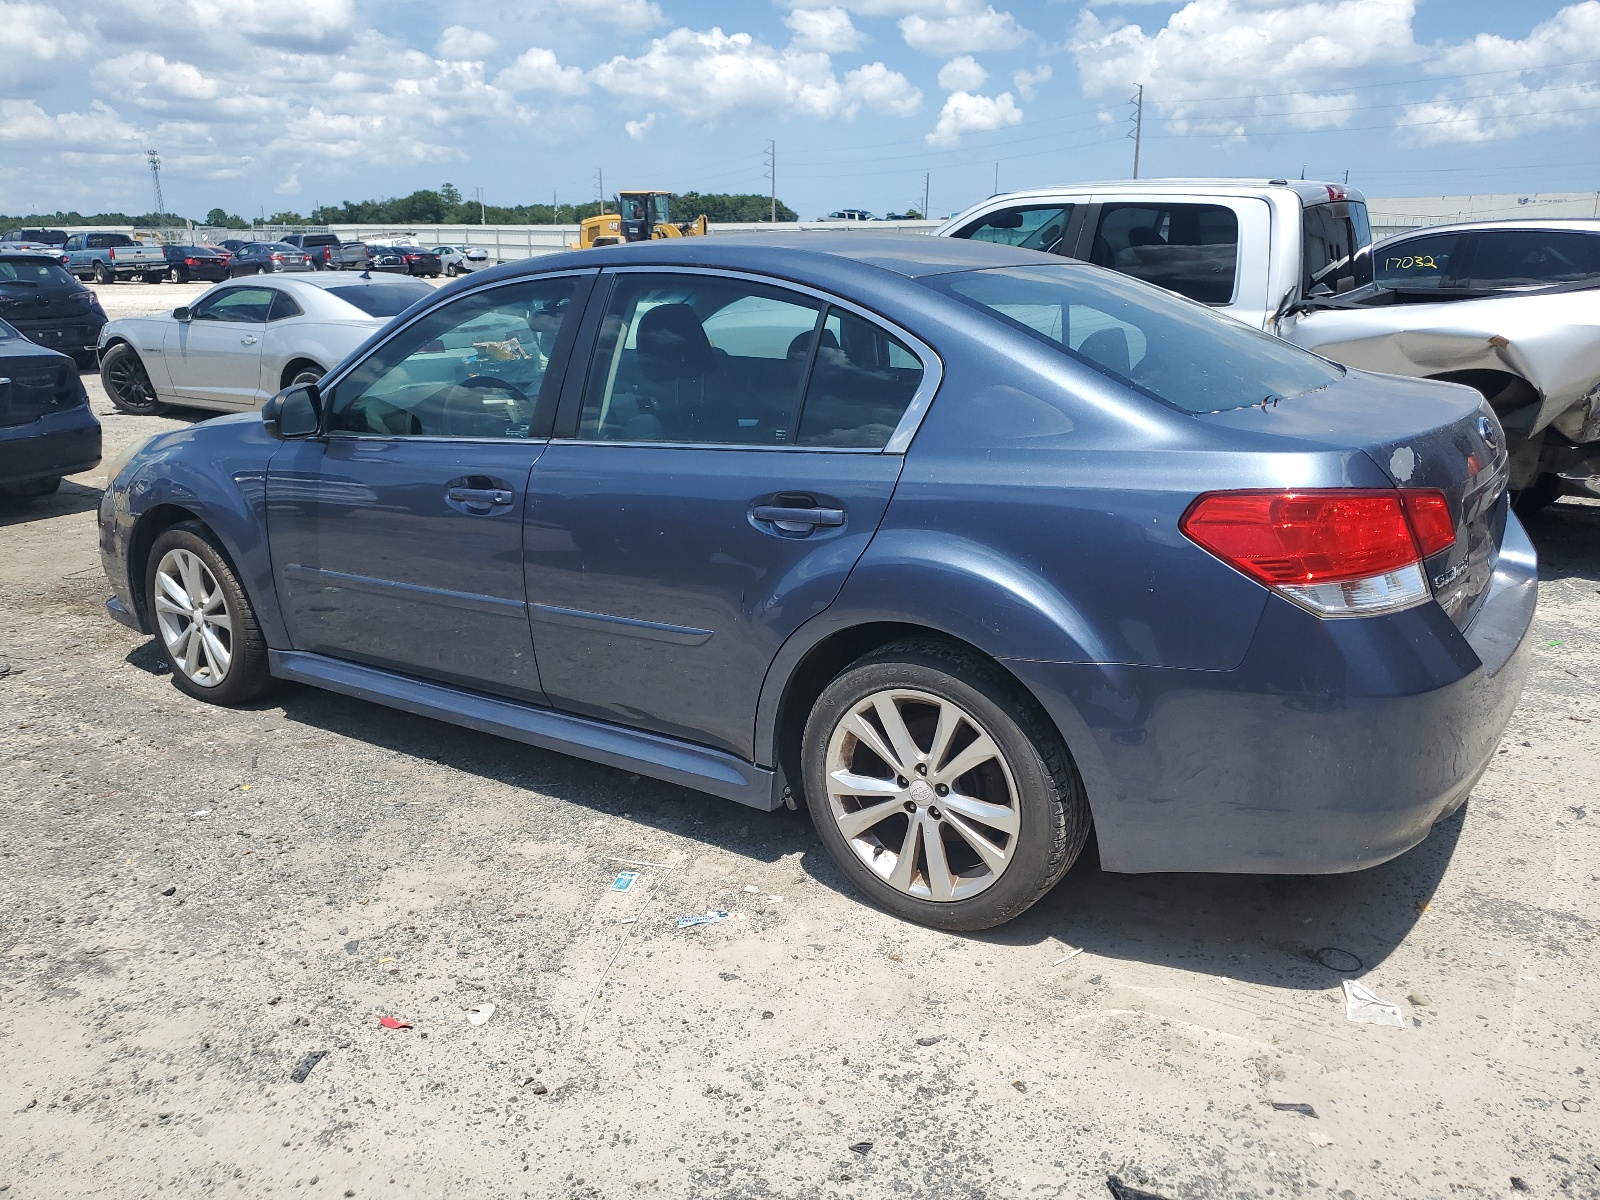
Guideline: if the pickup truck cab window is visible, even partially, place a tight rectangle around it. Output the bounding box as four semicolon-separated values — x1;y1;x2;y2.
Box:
954;205;1074;253
1088;203;1239;306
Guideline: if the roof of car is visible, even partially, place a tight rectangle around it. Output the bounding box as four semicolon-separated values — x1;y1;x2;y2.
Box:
1375;216;1600;242
468;232;1060;285
259;272;437;292
937;179;1366;213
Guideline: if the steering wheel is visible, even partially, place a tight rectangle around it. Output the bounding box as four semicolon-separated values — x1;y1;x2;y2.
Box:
437;374;533;437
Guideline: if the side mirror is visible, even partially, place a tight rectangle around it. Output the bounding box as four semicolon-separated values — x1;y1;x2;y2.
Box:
262;382;322;440
173;307;191;321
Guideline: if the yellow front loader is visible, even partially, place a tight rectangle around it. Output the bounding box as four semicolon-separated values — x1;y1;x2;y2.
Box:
576;191;709;249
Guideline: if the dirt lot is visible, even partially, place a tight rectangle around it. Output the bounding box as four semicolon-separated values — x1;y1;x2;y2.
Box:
2;282;1598;1200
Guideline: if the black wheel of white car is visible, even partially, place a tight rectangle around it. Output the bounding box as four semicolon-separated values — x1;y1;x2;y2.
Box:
100;343;164;415
802;639;1090;931
92;261;112;285
145;523;270;706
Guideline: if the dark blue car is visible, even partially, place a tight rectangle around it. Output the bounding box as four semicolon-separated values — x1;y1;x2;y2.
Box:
97;235;1534;930
1;317;100;499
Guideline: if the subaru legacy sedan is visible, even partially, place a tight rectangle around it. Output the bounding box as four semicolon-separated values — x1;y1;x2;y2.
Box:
97;234;1535;930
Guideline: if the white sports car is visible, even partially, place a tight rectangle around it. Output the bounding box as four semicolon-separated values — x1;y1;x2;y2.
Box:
97;273;437;415
433;244;491;276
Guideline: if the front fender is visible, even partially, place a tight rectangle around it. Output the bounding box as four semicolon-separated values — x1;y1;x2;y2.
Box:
115;415;287;647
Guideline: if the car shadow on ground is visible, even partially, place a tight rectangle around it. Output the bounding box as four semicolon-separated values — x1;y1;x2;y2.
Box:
0;477;102;526
1520;495;1600;583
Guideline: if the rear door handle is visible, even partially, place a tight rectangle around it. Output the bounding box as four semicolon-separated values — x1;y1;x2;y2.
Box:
751;504;845;529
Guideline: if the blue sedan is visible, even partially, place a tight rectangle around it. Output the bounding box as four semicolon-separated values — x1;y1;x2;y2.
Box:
96;234;1535;930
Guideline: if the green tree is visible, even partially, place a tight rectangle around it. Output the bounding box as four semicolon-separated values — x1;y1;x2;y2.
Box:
205;207;248;228
440;182;462;207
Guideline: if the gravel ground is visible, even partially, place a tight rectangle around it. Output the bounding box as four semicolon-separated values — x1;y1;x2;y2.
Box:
2;282;1598;1200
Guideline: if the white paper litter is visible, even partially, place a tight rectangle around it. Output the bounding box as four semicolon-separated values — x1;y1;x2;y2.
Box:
1052;947;1084;965
466;1002;496;1026
743;885;761;893
1341;979;1404;1027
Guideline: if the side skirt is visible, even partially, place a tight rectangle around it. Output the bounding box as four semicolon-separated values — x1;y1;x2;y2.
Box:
268;650;780;811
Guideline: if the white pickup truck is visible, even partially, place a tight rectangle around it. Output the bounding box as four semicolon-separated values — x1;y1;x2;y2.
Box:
937;179;1600;496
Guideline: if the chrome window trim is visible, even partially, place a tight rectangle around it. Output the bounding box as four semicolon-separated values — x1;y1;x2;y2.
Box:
558;264;943;455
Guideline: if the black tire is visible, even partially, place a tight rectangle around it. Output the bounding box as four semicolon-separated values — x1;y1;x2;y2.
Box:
286;363;324;387
801;638;1090;931
92;261;112;285
1513;473;1563;515
100;343;165;415
446;263;459;277
143;522;271;706
168;266;184;283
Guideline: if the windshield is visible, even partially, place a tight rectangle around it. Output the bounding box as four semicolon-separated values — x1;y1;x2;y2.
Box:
327;282;435;317
1302;200;1372;295
925;264;1344;413
0;259;77;286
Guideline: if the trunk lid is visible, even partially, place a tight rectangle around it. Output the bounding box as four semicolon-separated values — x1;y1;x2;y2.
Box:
1200;371;1510;630
0;340;82;427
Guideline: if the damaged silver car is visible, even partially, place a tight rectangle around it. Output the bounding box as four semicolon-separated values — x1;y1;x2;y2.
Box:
1284;218;1600;507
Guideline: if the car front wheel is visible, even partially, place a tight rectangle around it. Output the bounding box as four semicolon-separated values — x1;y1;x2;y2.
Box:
168;266;184;283
100;343;164;415
145;523;270;705
802;640;1090;931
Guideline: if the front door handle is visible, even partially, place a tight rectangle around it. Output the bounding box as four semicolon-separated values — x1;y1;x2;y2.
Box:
241;335;259;345
751;504;845;526
447;486;513;506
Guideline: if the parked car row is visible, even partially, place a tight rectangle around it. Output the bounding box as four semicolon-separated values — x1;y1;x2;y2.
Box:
95;231;1534;931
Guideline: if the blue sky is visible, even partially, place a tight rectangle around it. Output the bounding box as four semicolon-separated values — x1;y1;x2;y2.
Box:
3;0;1599;221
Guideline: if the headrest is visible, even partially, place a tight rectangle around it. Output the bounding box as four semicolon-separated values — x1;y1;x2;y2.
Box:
636;303;714;382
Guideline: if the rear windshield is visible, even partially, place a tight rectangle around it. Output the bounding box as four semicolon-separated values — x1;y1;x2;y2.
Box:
300;234;339;247
326;282;435;317
0;318;19;339
1302;200;1372;295
925;264;1343;413
0;259;77;286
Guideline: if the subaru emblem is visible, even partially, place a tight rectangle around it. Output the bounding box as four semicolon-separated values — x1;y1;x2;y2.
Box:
1477;414;1500;450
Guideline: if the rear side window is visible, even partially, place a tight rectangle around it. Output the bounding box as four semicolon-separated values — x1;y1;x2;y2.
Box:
1374;232;1461;291
1461;229;1600;288
267;290;303;321
1088;203;1239;305
953;205;1074;254
1303;201;1372;295
327;282;434;317
927;264;1343;414
576;273;923;448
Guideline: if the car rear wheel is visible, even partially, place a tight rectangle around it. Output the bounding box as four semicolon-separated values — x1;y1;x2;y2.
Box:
446;263;459;277
100;343;164;415
145;524;270;705
92;261;112;285
167;266;184;283
802;639;1090;931
287;363;324;387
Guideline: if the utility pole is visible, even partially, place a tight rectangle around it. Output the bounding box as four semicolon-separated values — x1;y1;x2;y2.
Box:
993;163;999;196
146;149;164;219
1129;85;1143;179
477;186;486;224
923;172;930;220
552;188;558;224
765;139;776;222
595;168;605;216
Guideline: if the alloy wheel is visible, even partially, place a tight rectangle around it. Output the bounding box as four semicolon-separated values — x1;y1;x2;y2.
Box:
105;350;157;411
824;688;1021;902
152;548;234;687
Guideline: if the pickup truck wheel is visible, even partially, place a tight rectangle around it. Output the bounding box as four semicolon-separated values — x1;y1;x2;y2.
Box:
145;523;271;705
100;343;165;415
801;639;1091;931
92;261;113;285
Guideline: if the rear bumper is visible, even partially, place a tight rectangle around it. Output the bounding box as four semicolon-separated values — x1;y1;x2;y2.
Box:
1006;515;1538;875
11;315;106;356
0;405;101;486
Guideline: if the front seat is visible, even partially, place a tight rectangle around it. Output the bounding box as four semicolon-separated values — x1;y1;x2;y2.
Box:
633;303;734;442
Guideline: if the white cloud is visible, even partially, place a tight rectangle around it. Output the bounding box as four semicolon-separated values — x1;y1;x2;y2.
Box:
625;112;657;139
592;26;920;120
495;46;589;94
545;0;664;33
94;53;224;110
926;89;1022;144
0;2;92;86
1012;63;1050;100
0;99;144;148
436;26;498;60
900;4;1027;56
1069;0;1420;135
785;7;864;53
1401;3;1600;142
937;54;987;91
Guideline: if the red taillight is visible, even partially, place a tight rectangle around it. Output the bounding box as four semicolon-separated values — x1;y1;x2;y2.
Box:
185;257;199;266
1181;488;1455;616
403;253;419;262
271;252;283;260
